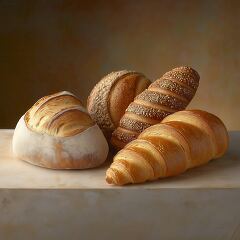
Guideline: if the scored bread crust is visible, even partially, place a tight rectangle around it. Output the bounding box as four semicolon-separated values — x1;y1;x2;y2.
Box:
87;70;151;135
111;66;200;149
13;91;109;169
25;91;93;137
109;72;150;127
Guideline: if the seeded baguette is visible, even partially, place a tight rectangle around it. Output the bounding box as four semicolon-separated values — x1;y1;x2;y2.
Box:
111;66;200;149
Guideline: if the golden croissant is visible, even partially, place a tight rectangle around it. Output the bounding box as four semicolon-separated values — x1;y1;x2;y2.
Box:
106;110;229;185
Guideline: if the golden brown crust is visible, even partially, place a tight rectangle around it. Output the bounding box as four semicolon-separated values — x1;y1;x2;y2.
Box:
162;110;229;158
125;139;167;179
138;123;192;168
87;70;151;134
139;135;187;177
106;110;229;185
163;121;214;167
25;91;94;137
46;109;94;137
109;73;150;127
111;66;200;149
107;149;154;184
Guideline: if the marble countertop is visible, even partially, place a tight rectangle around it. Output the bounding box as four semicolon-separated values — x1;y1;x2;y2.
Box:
0;129;239;189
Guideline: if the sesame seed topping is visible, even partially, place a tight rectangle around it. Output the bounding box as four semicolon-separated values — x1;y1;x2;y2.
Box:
110;66;200;148
136;89;187;110
151;78;195;101
163;66;200;89
112;128;139;143
87;70;146;131
126;102;172;120
120;116;152;133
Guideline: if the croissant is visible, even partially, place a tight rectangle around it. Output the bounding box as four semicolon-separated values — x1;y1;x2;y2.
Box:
12;91;109;169
111;66;200;149
87;70;151;138
106;110;229;185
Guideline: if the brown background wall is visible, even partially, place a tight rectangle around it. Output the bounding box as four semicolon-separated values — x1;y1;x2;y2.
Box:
0;0;239;129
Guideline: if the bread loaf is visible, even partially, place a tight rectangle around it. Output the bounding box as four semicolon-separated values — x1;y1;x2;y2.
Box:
111;66;200;149
87;70;151;137
106;110;228;185
12;91;109;169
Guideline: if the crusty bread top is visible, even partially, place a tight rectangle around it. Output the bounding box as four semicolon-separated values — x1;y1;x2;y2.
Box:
25;91;94;137
87;70;151;132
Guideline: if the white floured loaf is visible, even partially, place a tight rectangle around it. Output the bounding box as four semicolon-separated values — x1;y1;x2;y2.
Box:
12;91;109;169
